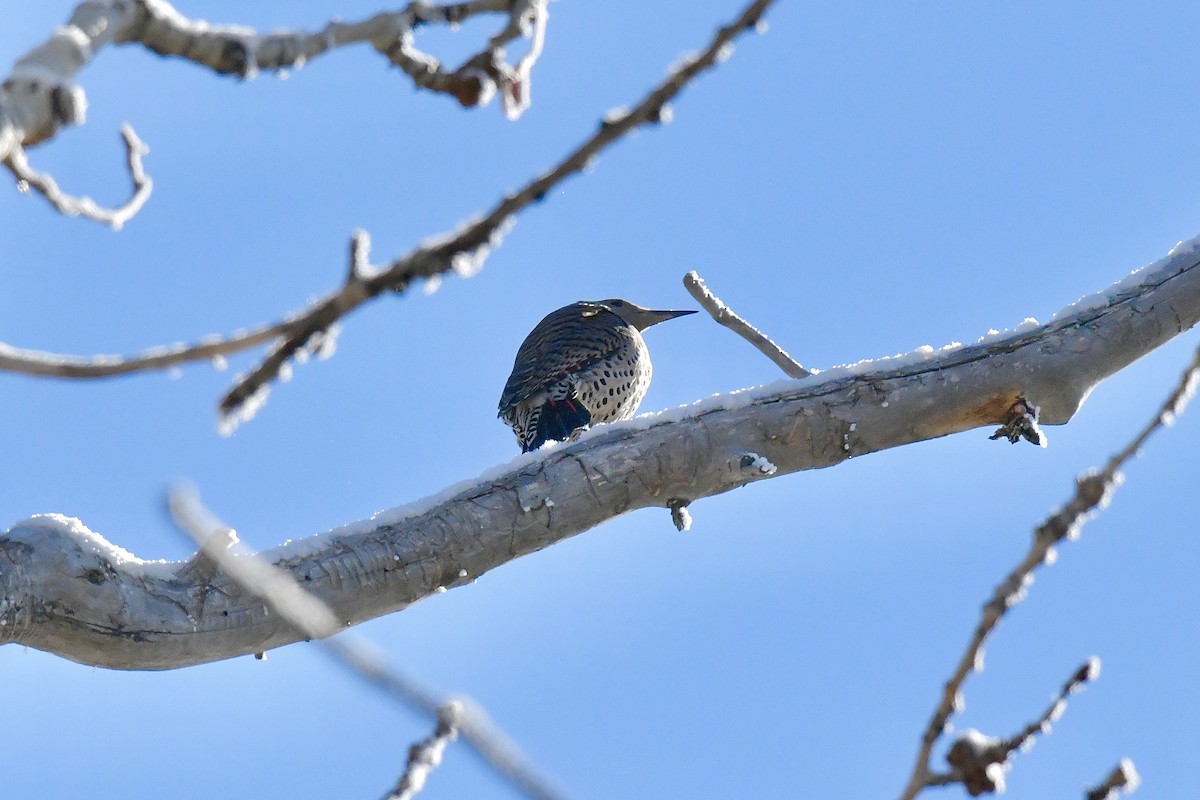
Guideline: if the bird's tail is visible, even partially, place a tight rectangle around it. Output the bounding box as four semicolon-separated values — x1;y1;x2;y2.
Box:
527;397;591;452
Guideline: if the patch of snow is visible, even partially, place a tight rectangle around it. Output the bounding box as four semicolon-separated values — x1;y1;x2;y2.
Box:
1052;231;1200;321
743;453;777;475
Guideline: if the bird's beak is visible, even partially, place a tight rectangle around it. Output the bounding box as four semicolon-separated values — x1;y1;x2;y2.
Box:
642;309;698;328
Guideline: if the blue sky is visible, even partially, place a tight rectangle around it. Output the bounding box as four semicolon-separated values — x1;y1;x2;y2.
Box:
3;1;1199;797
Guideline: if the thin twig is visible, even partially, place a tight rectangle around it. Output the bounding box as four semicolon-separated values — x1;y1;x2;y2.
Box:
926;658;1101;795
382;701;463;800
166;484;566;800
683;271;810;378
217;0;780;425
898;342;1200;800
0;321;291;379
3;123;152;230
1085;759;1141;800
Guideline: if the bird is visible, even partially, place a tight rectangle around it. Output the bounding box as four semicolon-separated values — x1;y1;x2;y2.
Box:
498;298;696;452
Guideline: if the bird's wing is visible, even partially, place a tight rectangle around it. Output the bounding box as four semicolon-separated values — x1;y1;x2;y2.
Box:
497;303;630;413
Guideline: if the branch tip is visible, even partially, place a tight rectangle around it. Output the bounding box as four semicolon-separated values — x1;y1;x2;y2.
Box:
1086;758;1141;800
684;270;810;379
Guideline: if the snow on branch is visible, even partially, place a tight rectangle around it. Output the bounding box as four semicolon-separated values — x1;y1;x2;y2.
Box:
684;270;810;378
896;321;1200;799
1086;759;1141;800
2;233;1199;673
0;0;547;225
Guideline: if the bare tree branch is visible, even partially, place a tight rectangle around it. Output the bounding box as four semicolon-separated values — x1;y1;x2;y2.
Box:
0;0;547;225
382;701;462;800
0;0;779;418
1086;759;1141;800
0;320;288;378
215;0;780;426
898;328;1200;799
3;123;152;230
925;658;1101;795
168;485;566;800
683;270;810;378
2;233;1199;672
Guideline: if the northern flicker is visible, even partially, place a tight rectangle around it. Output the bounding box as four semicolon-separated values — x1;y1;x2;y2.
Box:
498;299;696;452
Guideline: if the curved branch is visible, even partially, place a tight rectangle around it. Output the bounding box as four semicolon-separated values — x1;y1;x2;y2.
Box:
3;233;1199;670
3;123;152;230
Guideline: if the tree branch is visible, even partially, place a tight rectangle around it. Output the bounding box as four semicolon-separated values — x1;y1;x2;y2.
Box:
214;0;780;426
0;0;547;225
684;270;810;378
897;283;1200;798
2;232;1199;671
382;702;462;800
167;485;564;800
925;658;1101;795
3;123;152;230
1086;759;1141;800
0;0;780;422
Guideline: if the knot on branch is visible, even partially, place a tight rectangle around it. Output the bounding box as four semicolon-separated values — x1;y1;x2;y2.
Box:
667;499;692;532
988;396;1046;447
945;729;1009;796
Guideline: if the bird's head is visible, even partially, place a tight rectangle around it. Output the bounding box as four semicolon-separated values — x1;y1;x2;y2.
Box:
595;298;697;331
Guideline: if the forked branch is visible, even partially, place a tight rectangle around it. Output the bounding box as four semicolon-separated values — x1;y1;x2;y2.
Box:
896;332;1200;798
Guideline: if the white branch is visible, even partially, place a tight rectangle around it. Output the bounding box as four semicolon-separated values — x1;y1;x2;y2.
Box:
0;0;547;224
3;123;152;230
684;270;810;378
2;233;1199;670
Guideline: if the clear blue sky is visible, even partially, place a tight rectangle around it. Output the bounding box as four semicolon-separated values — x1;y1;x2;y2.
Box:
3;2;1199;797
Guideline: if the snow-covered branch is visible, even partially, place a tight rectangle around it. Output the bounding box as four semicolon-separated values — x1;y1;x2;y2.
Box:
1086;760;1141;800
0;0;547;224
2;233;1199;671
